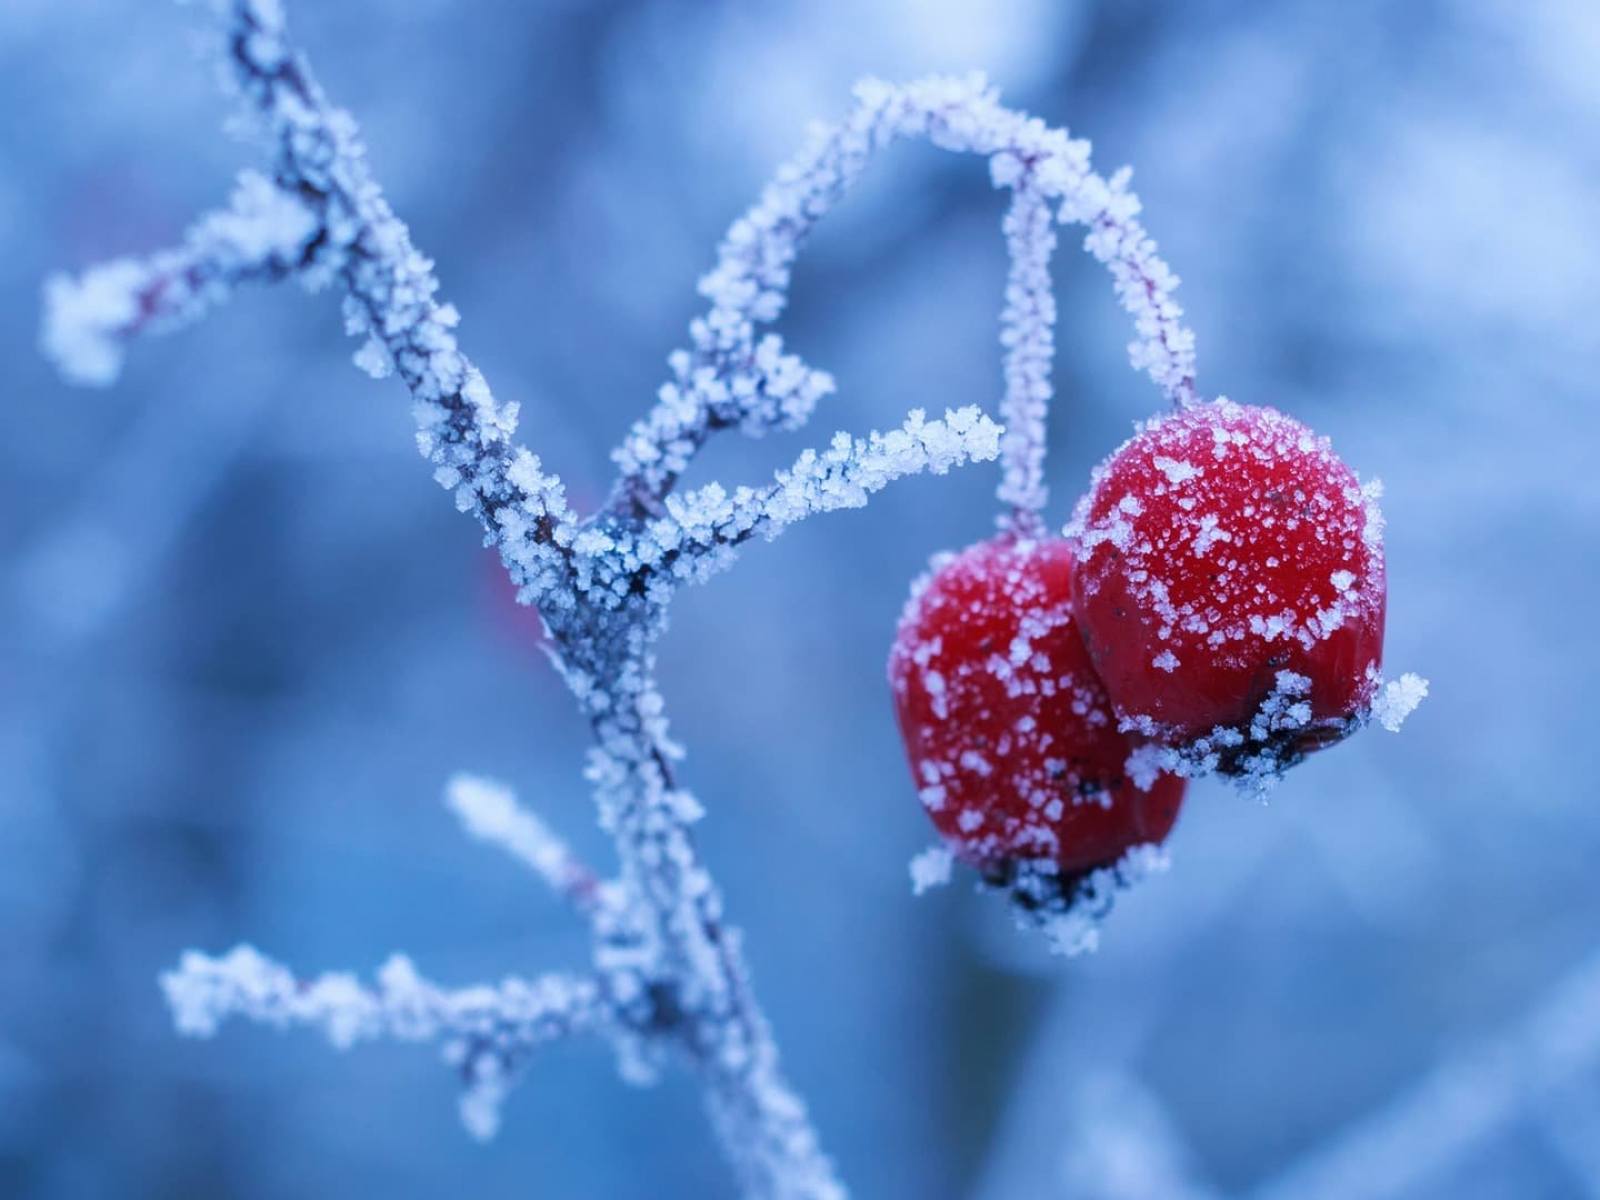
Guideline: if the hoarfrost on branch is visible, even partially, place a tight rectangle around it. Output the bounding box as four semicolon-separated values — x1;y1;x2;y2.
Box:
42;0;1225;1195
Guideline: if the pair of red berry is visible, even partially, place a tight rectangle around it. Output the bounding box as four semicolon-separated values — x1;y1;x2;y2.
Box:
888;400;1386;910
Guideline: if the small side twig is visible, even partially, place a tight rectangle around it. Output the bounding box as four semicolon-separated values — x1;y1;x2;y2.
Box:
446;773;603;918
161;946;609;1140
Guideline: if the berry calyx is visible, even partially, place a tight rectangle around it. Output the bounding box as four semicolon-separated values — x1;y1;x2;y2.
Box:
888;535;1185;889
1067;399;1386;774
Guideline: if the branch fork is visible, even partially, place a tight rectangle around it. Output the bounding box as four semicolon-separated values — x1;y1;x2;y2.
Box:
44;2;1204;1194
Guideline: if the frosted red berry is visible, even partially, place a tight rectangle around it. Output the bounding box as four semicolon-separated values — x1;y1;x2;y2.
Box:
888;535;1185;881
1068;399;1386;771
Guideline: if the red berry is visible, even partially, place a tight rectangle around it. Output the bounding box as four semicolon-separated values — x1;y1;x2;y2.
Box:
1067;400;1386;772
888;535;1185;882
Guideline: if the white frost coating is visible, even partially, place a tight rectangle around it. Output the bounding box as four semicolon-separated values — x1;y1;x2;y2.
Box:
655;407;1003;586
1010;844;1171;956
457;1053;511;1142
923;668;948;720
41;170;318;386
352;336;392;380
162;945;604;1047
1190;514;1233;557
959;750;995;778
996;179;1057;524
1247;670;1314;747
613;71;1199;538
1153;456;1200;485
1126;665;1428;799
909;845;955;895
1124;741;1174;794
446;774;599;911
50;0;580;611
1372;673;1429;733
161;945;606;1140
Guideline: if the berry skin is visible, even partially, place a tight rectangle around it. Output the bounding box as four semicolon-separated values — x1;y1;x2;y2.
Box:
888;535;1185;880
1067;399;1386;770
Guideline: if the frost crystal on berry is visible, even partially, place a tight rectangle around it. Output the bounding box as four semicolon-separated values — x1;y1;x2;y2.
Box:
1068;399;1399;781
889;536;1185;947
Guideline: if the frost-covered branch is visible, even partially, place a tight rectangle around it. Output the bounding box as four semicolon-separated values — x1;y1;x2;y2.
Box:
163;945;607;1050
162;945;609;1141
446;773;602;917
609;73;1198;528
43;2;1208;1196
41;171;319;386
42;0;578;610
656;406;1002;582
996;178;1057;528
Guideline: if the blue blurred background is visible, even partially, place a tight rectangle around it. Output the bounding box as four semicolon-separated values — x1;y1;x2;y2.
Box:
4;0;1599;1196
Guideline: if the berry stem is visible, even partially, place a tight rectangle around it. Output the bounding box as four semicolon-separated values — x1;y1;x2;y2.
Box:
997;177;1057;531
600;76;1199;527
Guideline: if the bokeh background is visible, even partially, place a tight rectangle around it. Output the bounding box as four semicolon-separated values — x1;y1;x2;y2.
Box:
4;0;1599;1196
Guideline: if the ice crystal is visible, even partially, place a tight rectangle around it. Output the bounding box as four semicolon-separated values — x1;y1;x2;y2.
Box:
1005;844;1172;957
1372;672;1429;733
909;845;956;895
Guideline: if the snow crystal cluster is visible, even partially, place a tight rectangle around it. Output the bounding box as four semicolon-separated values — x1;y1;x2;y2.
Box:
909;844;957;895
42;170;319;386
1007;844;1173;956
1372;672;1430;733
445;773;600;909
1125;664;1430;803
